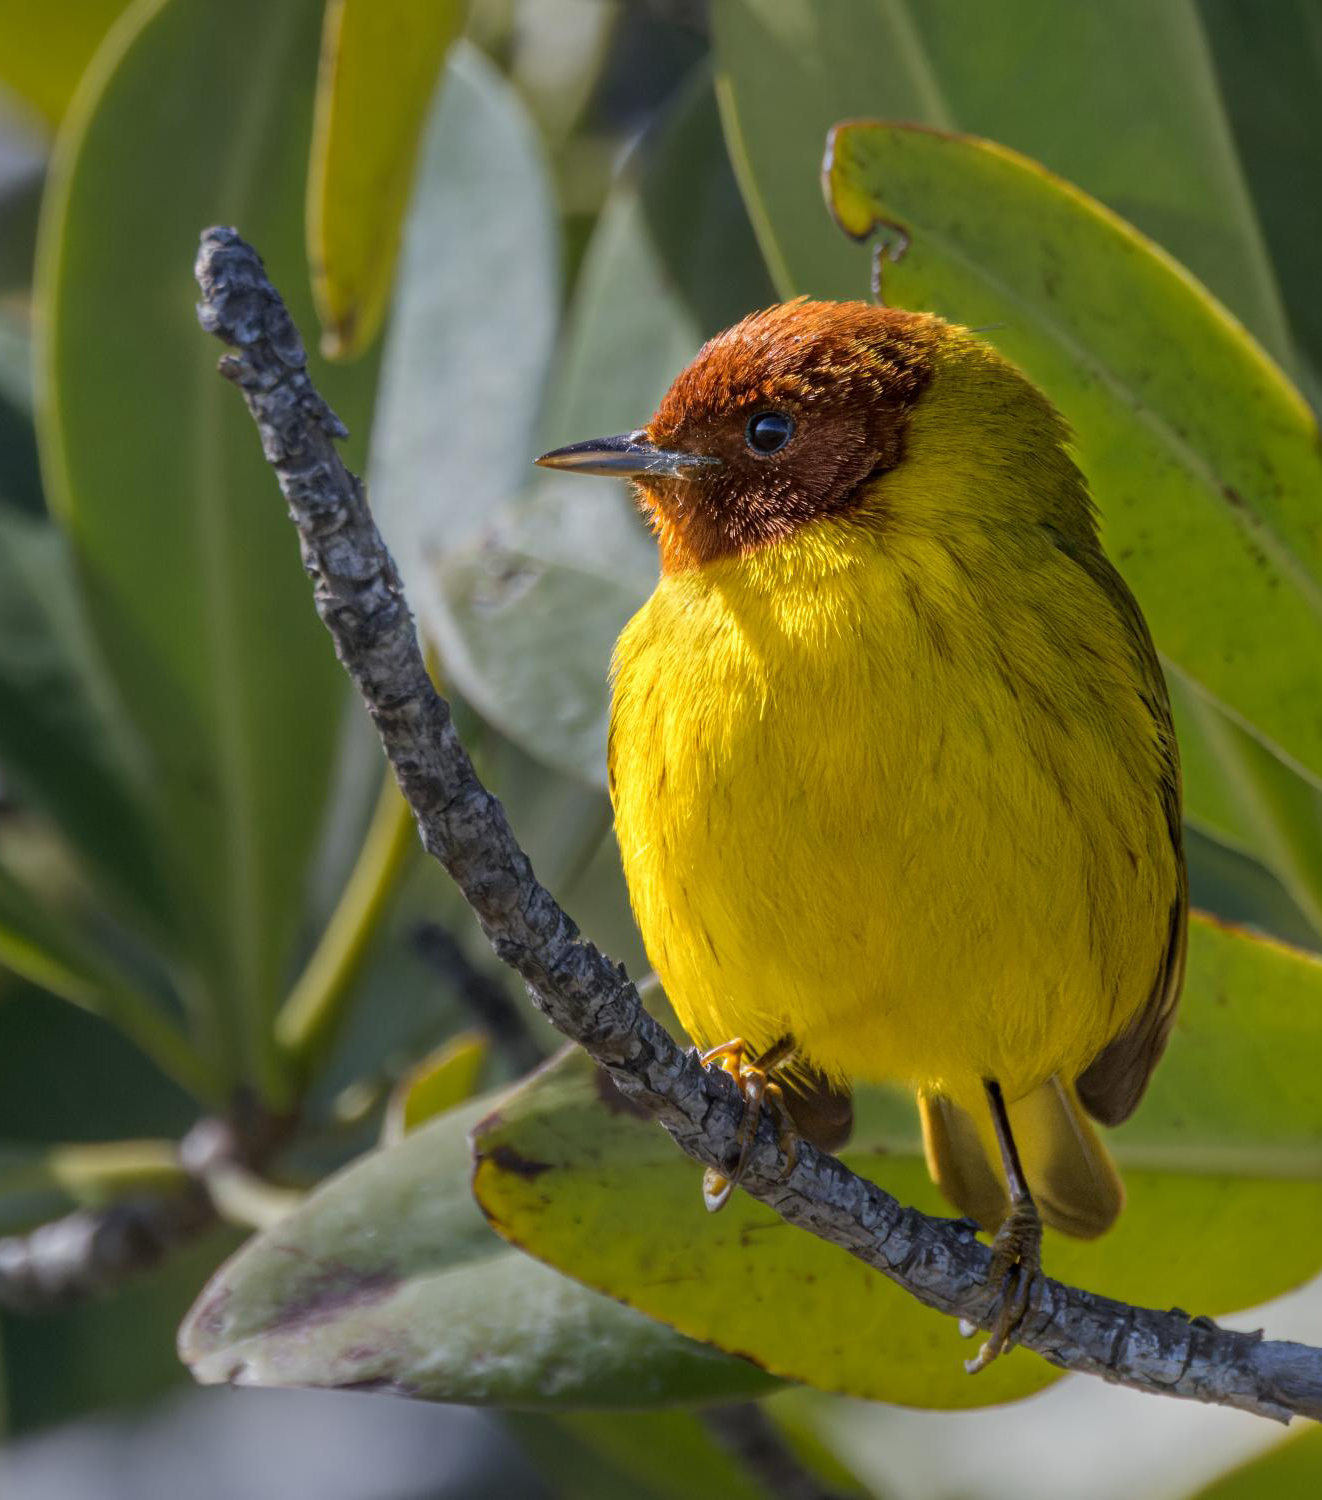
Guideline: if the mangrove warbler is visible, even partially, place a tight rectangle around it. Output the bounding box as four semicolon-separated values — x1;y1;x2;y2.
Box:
537;300;1187;1367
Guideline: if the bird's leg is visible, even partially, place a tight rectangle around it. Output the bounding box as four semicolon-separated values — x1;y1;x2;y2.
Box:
965;1078;1043;1374
699;1035;798;1213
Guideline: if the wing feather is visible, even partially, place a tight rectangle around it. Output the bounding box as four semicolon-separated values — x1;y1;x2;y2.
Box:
1052;536;1188;1125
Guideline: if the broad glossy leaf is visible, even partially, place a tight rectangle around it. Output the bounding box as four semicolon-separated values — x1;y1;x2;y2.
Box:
1191;1427;1322;1500
38;0;377;1098
179;1095;779;1407
367;41;560;644
1184;829;1321;954
473;916;1322;1408
538;66;776;448
0;0;130;126
712;0;1290;356
307;0;468;358
430;502;651;786
411;69;769;784
899;1;1292;364
1201;0;1322;395
0;503;169;928
824;123;1322;794
1170;674;1322;936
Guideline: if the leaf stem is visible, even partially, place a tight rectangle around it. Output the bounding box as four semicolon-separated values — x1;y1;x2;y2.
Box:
275;767;416;1072
0;1138;188;1206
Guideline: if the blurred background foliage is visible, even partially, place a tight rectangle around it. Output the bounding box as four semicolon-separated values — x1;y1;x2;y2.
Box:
0;1;1321;1497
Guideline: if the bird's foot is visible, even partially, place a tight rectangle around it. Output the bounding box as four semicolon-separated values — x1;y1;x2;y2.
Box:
699;1037;797;1213
964;1198;1043;1373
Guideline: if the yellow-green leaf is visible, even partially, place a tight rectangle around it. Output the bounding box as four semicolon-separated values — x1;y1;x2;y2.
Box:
1170;673;1322;937
472;915;1322;1408
711;0;1293;362
475;1049;1054;1410
1191;1427;1322;1500
0;0;131;126
307;0;468;358
0;1138;183;1209
823;122;1322;796
381;1029;488;1143
37;0;378;1103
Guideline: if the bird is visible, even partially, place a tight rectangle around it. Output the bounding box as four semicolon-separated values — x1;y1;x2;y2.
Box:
536;298;1186;1368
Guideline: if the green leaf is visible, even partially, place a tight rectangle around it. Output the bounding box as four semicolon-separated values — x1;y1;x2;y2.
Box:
1184;828;1322;954
712;0;1290;361
367;40;560;658
1189;1427;1322;1500
37;0;378;1100
538;65;776;448
0;861;215;1103
472;915;1322;1409
406;67;770;784
510;1410;781;1500
0;503;169;929
0;0;131;127
430;509;650;786
380;1029;488;1143
1200;0;1322;393
823;123;1322;792
899;0;1292;363
711;0;952;300
307;0;469;358
1170;673;1322;937
178;1095;779;1407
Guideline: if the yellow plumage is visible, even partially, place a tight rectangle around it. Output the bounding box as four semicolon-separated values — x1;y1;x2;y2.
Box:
602;311;1184;1237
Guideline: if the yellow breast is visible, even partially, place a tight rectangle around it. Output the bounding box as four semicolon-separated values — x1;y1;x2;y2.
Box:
608;497;1177;1110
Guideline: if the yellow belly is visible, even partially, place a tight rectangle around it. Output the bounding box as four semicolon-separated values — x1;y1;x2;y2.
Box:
608;513;1176;1111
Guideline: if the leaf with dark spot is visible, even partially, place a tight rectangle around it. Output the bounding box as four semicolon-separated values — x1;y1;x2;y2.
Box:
180;1094;776;1407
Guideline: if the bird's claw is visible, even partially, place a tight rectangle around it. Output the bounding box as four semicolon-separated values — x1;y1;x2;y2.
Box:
964;1199;1043;1373
699;1038;797;1213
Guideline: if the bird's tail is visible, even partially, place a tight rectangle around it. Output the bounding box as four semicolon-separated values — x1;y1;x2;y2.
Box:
919;1076;1123;1240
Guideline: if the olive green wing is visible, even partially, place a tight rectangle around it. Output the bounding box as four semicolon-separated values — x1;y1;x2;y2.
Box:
1063;539;1189;1127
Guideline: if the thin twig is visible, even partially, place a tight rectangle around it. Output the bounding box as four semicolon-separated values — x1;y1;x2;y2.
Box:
277;769;416;1070
193;225;1322;1426
0;1113;290;1313
0;1187;212;1311
411;920;546;1074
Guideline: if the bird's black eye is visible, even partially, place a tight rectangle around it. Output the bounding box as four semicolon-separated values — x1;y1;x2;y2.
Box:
745;410;795;455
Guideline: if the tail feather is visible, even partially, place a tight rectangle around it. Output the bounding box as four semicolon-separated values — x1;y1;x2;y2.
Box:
920;1092;1008;1230
920;1076;1124;1241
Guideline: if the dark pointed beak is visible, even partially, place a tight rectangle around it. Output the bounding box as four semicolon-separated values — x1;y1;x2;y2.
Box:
535;430;720;479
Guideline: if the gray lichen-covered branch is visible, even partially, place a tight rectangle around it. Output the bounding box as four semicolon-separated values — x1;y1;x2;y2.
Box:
194;225;1322;1426
0;1190;213;1312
